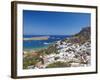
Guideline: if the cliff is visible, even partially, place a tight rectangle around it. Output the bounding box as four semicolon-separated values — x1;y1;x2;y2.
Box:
61;27;91;45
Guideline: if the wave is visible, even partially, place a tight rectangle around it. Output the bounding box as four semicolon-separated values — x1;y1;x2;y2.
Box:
44;42;50;45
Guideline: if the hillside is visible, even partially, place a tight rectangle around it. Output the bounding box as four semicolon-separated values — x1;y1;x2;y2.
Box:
74;27;90;39
61;27;91;45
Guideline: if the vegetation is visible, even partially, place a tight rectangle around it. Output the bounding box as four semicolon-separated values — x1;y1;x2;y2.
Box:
46;61;71;68
37;44;59;55
23;53;41;69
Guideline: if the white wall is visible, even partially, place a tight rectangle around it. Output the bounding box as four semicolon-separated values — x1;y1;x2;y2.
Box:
0;0;99;80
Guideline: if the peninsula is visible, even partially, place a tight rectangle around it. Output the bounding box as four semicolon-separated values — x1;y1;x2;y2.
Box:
23;36;50;40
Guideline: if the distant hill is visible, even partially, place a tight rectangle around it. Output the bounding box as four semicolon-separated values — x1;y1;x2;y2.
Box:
74;27;90;40
62;27;91;45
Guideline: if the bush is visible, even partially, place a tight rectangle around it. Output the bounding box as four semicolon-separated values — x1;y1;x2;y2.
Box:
37;45;58;55
46;61;71;68
23;56;41;69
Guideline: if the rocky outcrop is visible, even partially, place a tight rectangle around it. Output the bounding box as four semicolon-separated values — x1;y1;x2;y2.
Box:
62;27;91;45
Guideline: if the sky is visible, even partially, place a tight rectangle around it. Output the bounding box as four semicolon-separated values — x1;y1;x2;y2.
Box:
23;10;90;35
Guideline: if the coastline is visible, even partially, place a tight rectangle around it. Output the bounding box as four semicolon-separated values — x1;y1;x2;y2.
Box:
24;45;49;51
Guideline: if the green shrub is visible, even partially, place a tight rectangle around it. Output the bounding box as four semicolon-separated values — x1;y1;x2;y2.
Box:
23;56;41;69
46;61;71;68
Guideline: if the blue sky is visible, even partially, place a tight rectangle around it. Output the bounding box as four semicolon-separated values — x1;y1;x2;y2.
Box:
23;10;90;35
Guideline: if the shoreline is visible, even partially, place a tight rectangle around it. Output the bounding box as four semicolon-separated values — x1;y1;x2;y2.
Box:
23;46;49;52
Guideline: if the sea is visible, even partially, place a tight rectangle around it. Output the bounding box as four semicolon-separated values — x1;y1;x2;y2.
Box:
23;35;70;51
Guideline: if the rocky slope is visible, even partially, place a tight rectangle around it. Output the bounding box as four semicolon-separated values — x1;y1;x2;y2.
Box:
61;27;90;45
